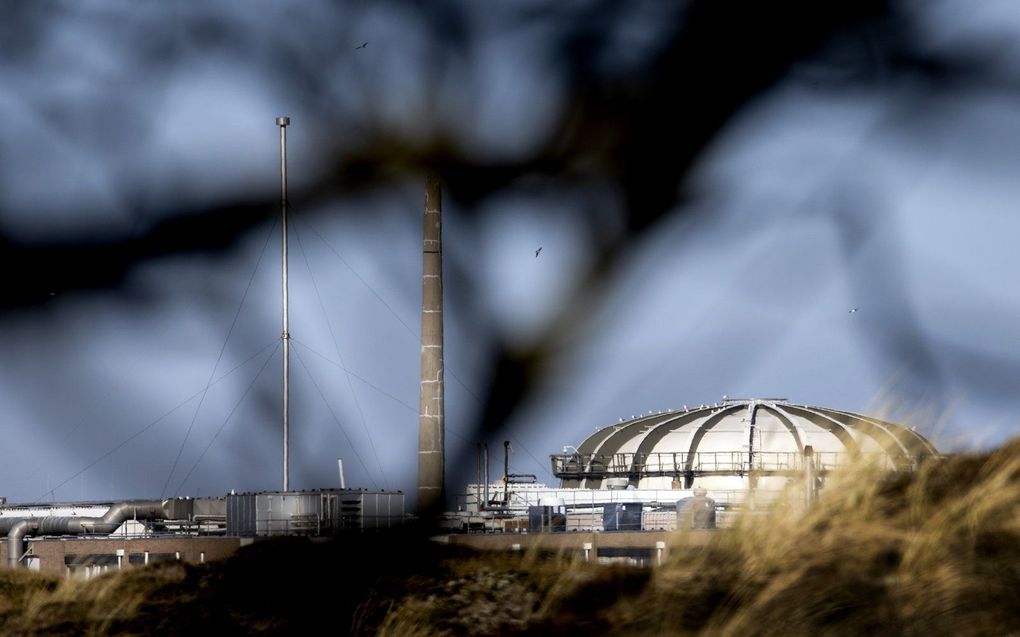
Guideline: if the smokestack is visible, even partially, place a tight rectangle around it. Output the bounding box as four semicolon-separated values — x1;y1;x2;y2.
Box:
417;176;444;516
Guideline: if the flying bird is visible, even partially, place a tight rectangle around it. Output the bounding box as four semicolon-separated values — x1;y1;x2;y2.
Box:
355;42;368;50
535;247;542;257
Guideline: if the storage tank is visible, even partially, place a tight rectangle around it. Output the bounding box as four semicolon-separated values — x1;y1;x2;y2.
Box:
676;488;716;529
605;477;630;490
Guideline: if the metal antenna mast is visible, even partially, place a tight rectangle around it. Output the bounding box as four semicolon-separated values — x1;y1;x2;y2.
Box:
276;115;291;492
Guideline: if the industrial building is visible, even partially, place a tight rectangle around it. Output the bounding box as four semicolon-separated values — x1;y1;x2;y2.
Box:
0;121;417;578
0;134;942;573
554;397;936;495
450;398;938;553
0;395;937;573
0;489;404;577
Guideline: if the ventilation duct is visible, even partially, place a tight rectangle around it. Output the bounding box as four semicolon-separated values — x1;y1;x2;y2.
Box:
3;500;170;568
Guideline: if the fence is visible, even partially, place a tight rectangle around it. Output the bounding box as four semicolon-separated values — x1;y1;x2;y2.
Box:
552;450;897;479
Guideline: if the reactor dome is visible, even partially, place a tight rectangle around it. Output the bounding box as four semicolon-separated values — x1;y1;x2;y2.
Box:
552;398;938;494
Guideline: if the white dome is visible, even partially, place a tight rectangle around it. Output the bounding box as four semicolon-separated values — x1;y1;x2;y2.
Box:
553;399;937;493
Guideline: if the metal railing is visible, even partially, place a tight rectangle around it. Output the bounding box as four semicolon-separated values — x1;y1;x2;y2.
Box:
552;451;899;479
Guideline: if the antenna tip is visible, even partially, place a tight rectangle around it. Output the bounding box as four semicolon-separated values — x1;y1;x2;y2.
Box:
276;116;291;126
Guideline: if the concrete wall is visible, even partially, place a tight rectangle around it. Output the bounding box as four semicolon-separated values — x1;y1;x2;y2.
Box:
447;529;713;554
1;536;242;577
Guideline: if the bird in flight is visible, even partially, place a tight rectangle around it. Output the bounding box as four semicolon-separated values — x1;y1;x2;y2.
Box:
535;247;542;258
355;42;368;50
848;307;859;314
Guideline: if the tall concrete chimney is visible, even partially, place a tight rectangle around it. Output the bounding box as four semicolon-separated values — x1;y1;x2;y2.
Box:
417;176;444;515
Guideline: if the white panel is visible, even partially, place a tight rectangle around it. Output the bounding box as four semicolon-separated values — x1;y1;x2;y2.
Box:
637;476;678;490
847;428;887;453
615;430;646;455
571;402;935;481
797;431;846;453
650;430;694;455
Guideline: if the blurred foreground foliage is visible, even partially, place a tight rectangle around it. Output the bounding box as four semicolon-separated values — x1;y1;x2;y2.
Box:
2;439;1020;635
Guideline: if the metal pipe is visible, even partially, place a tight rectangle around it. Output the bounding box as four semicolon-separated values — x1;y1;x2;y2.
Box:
503;440;511;505
417;175;444;516
804;445;816;507
747;401;759;472
483;443;489;509
7;520;38;569
6;500;169;568
276;116;291;493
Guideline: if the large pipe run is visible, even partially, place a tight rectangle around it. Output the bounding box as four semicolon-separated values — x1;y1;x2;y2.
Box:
417;176;445;516
4;500;169;568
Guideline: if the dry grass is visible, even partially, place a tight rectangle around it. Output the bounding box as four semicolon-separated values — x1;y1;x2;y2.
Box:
1;440;1019;635
378;440;1020;636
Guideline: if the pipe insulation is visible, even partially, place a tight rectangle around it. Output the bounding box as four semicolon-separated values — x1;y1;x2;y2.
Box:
5;500;170;568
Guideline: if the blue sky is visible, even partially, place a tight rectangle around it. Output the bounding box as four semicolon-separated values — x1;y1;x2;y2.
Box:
0;1;1017;505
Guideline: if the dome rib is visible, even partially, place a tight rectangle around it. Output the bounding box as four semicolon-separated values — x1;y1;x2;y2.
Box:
625;409;722;487
554;399;939;490
818;409;913;464
828;409;938;457
575;426;618;456
578;411;694;488
758;405;805;455
682;405;747;481
774;404;860;455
